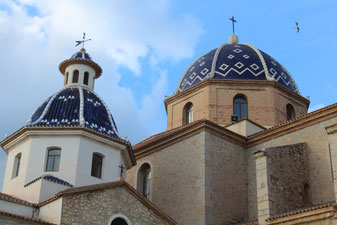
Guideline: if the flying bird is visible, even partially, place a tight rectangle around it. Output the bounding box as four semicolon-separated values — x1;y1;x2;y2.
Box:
295;22;300;33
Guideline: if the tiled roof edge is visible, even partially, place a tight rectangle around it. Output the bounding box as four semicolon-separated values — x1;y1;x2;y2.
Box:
0;210;55;225
0;192;37;207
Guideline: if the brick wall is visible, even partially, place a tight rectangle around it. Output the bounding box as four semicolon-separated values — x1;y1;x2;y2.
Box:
165;80;308;130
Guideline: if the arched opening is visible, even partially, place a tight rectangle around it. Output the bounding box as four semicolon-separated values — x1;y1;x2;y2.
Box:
233;95;248;120
111;218;128;225
65;72;69;85
184;102;193;125
108;214;131;225
91;153;104;178
303;183;311;206
72;70;79;83
12;153;21;178
46;148;61;171
137;163;151;199
286;104;295;120
83;72;89;85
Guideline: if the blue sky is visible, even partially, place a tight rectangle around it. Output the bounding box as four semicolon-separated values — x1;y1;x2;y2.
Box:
0;0;337;189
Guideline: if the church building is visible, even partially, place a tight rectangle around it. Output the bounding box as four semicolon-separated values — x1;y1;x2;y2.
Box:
1;32;337;225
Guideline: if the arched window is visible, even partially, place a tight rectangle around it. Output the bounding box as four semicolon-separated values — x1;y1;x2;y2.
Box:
83;72;89;85
111;218;128;225
233;95;248;120
184;103;193;125
108;214;131;225
46;148;61;171
12;153;21;178
286;104;295;120
91;153;103;178
65;72;69;85
137;163;151;199
72;70;79;83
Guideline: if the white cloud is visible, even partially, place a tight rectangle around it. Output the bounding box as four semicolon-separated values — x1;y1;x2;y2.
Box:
0;0;203;189
308;103;325;113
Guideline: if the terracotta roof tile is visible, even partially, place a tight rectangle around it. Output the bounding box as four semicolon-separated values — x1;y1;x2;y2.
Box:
0;192;36;207
0;210;55;225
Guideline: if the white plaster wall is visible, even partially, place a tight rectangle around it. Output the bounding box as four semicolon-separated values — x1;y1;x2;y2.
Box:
19;179;42;203
39;198;63;225
2;138;31;198
26;135;81;187
39;179;69;203
0;199;35;218
75;136;123;186
64;64;96;90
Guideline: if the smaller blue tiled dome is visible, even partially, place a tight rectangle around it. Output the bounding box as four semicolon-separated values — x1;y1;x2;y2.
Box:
71;49;93;61
59;48;102;78
26;87;120;139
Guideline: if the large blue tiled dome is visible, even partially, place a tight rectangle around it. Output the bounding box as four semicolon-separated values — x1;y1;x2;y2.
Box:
176;43;299;94
26;87;120;139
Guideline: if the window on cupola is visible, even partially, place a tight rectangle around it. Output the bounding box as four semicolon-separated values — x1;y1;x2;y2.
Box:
46;148;61;171
83;72;89;85
12;153;21;178
286;104;295;120
91;153;103;178
72;70;79;83
184;102;193;125
233;95;248;120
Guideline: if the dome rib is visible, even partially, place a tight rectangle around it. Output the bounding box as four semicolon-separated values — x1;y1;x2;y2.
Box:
210;43;228;78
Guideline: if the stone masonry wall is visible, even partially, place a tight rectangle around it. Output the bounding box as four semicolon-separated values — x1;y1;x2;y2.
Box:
266;143;309;215
127;132;206;225
246;116;337;220
205;131;248;224
60;187;172;225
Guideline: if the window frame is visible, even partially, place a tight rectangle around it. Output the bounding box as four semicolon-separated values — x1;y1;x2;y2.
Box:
108;214;131;225
91;153;104;179
286;104;295;121
83;71;89;85
184;102;193;125
233;95;248;120
45;148;61;172
72;70;79;83
137;163;152;200
12;153;21;178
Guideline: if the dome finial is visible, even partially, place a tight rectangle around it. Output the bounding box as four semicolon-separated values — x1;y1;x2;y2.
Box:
229;33;239;44
228;16;239;44
75;32;91;48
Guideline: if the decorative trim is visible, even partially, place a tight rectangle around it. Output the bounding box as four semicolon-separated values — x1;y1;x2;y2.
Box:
59;58;102;78
79;87;85;126
241;43;273;81
24;175;73;188
107;214;132;225
210;43;228;77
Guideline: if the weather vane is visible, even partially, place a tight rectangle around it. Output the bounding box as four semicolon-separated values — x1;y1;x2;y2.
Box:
229;16;237;34
75;32;91;48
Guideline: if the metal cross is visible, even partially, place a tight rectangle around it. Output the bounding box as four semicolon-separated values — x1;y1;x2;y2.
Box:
229;16;237;34
119;164;125;177
75;32;91;48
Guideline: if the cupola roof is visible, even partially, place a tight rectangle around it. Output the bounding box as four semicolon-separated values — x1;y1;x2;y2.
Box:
176;35;299;94
26;87;120;139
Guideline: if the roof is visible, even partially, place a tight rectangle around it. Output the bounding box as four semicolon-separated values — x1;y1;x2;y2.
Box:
26;87;120;139
24;175;73;188
266;201;336;222
134;102;337;157
39;180;176;225
0;192;36;207
0;210;55;225
176;43;299;94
